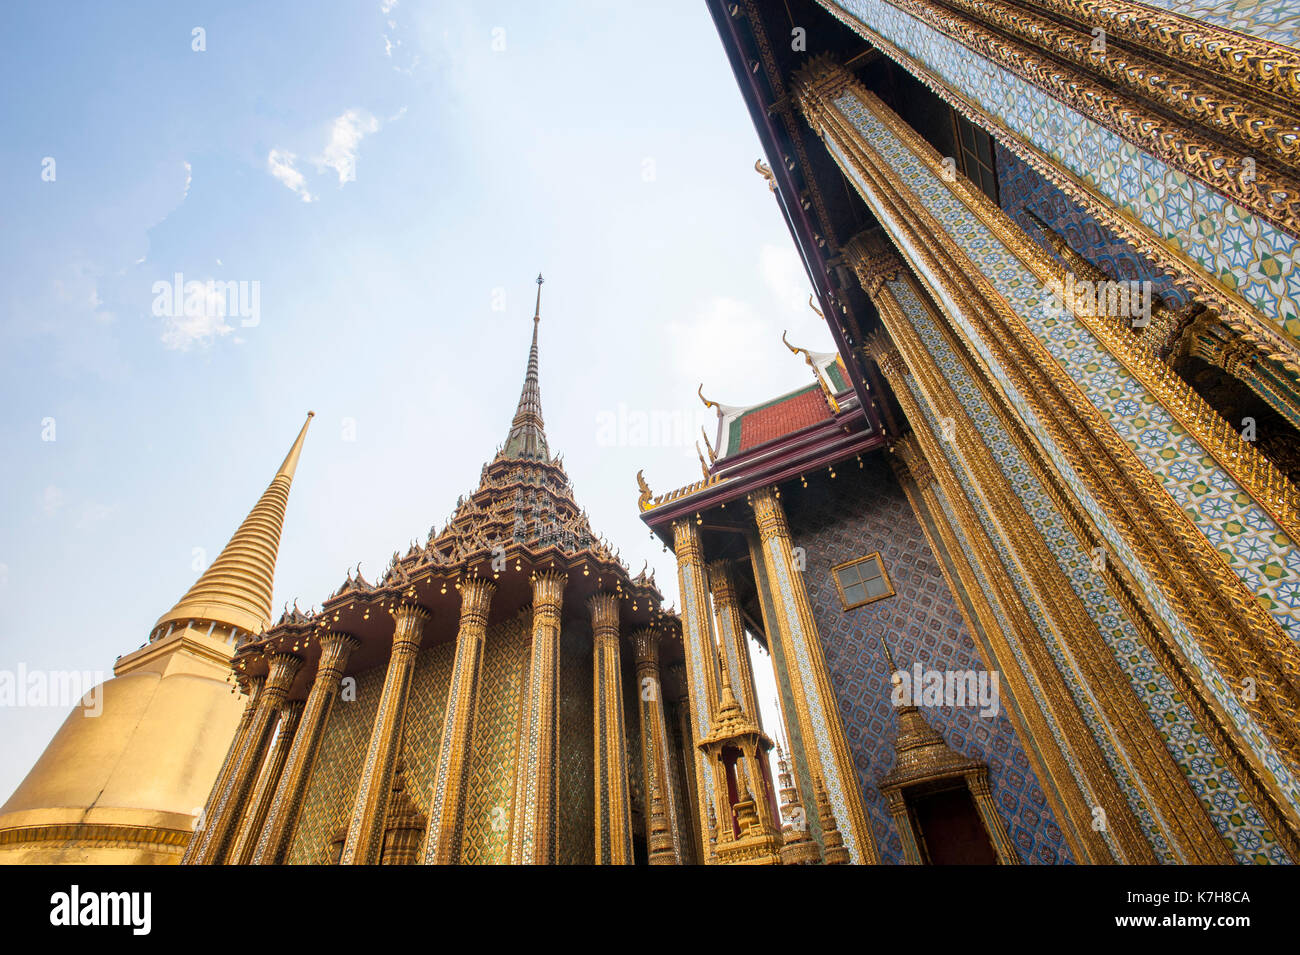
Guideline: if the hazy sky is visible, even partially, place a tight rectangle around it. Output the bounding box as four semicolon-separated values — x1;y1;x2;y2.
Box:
0;1;837;799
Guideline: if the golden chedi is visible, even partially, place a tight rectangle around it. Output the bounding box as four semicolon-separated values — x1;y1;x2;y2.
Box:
0;414;313;864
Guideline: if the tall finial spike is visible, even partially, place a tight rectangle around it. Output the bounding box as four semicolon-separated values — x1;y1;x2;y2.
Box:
157;414;313;636
276;411;315;481
534;272;544;324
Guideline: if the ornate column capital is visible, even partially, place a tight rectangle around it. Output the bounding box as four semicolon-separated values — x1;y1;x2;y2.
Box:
588;591;620;635
706;559;737;605
263;653;303;703
671;517;705;562
863;329;906;381
750;487;789;541
457;577;496;632
891;434;936;489
532;570;568;608
314;631;360;678
631;627;662;669
388;602;430;657
844;230;903;297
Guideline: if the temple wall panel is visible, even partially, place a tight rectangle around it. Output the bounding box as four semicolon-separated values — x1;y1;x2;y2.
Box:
806;74;1300;826
782;457;1072;863
460;611;530;865
995;143;1188;307
285;664;385;865
557;622;595;865
817;0;1300;348
1123;0;1300;48
887;274;1291;862
398;641;456;817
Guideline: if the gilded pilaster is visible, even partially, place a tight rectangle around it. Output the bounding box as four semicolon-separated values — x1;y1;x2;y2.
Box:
707;560;761;724
423;577;496;864
632;627;682;865
749;486;877;863
509;571;566;865
251;630;358;864
182;674;263;864
189;653;301;864
667;662;703;865
228;699;302;865
590;591;633;865
341;600;429;865
671;519;723;863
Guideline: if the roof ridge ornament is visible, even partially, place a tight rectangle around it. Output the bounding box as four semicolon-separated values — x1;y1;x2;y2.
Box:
782;329;841;414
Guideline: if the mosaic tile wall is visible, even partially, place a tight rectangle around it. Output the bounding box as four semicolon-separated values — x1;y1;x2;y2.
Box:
893;274;1291;861
782;457;1071;864
399;641;456;818
1129;0;1300;48
665;698;697;864
823;0;1300;340
823;91;1300;819
995;143;1188;307
285;664;385;865
461;611;530;865
557;622;595;865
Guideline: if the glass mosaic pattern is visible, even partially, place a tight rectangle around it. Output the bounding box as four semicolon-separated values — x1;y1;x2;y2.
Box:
828;0;1300;340
823;96;1300;819
784;460;1072;863
892;277;1289;862
285;665;385;865
1132;0;1300;48
461;612;530;865
558;623;595;865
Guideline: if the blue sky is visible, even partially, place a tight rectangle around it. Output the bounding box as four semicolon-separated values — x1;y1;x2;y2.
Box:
0;1;838;799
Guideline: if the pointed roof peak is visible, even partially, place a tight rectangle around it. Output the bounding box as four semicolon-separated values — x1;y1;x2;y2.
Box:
276;411;314;480
155;413;312;636
502;274;550;461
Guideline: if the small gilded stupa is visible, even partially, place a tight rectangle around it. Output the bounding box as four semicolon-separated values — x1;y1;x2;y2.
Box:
0;414;314;864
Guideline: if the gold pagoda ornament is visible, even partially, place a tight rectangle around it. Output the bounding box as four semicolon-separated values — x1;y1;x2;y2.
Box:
697;653;783;865
775;743;821;865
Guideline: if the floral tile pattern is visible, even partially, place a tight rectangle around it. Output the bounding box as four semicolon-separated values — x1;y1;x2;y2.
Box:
1132;0;1300;49
830;0;1300;341
820;93;1300;830
893;278;1289;863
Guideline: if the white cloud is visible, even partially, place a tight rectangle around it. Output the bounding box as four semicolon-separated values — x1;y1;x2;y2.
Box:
381;0;398;12
160;282;235;350
315;109;381;185
42;486;63;515
182;161;192;199
267;148;316;202
383;34;394;57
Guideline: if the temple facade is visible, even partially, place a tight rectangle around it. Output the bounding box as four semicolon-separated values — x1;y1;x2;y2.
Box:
184;278;697;866
627;0;1300;864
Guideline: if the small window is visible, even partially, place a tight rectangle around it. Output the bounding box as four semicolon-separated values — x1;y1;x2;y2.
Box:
831;553;894;610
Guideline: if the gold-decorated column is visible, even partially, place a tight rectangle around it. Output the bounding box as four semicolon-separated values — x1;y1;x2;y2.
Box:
251;630;359;864
509;571;566;865
590;591;633;865
228;699;303;864
707;560;762;728
188;653;301;864
423;577;496;864
341;600;429;865
750;487;877;864
671;518;723;863
667;661;702;864
182;674;264;864
632;627;682;864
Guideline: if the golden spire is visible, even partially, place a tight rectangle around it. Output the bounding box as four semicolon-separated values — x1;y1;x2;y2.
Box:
155;412;314;637
502;274;550;460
